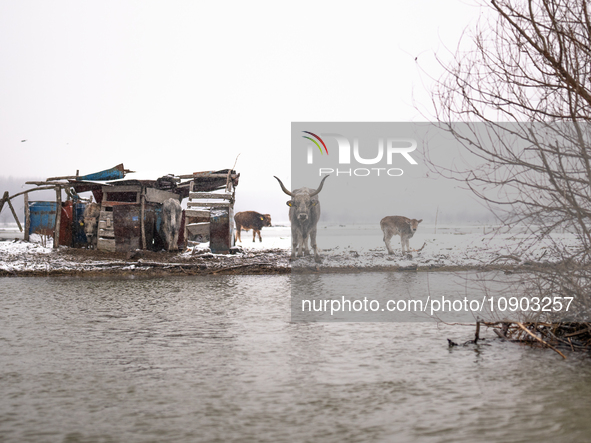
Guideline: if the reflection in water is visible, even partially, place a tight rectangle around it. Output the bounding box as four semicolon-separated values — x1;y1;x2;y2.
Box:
0;275;590;443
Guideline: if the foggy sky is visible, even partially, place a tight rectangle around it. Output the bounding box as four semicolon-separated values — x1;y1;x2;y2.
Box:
0;1;491;224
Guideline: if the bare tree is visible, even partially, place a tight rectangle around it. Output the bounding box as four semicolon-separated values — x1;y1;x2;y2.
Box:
432;0;591;329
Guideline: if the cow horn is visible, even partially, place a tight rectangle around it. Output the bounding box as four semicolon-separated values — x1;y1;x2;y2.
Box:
274;176;293;196
310;174;330;197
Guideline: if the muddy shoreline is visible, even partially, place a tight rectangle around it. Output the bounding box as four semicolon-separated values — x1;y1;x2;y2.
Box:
0;245;530;277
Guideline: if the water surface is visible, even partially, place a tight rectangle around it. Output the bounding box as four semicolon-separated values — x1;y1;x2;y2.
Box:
1;275;590;442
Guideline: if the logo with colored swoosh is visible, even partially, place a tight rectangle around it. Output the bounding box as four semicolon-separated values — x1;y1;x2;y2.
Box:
302;131;328;155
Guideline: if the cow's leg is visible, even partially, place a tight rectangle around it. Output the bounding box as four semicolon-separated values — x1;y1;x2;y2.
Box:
298;232;306;257
400;235;408;253
303;232;310;256
383;228;394;255
236;224;242;243
257;230;262;242
252;230;256;242
291;227;299;259
310;227;322;263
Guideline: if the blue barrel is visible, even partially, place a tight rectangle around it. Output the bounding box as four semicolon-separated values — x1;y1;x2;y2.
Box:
28;201;57;236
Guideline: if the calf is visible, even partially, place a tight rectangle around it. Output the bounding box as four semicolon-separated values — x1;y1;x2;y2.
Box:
380;216;422;254
82;202;101;249
234;211;272;242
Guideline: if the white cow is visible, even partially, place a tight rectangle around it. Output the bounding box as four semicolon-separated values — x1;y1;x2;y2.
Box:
162;198;182;251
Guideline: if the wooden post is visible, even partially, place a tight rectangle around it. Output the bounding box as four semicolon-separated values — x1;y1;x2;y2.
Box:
185;181;194;245
434;206;439;234
140;189;146;250
54;187;61;249
6;197;22;232
24;192;30;241
0;191;7;214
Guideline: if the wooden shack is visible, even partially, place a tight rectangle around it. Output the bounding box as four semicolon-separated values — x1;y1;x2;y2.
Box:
96;184;181;252
3;165;241;254
183;170;239;254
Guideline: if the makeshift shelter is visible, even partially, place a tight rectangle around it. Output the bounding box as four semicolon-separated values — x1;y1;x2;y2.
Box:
0;164;240;254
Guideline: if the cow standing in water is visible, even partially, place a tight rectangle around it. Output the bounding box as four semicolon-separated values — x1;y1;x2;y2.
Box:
162;198;182;251
234;211;272;243
82;202;101;249
274;175;329;263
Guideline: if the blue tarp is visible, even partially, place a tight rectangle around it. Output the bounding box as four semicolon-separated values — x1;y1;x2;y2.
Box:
76;164;126;181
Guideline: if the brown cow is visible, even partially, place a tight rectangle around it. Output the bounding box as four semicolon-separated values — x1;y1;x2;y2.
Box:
234;211;272;242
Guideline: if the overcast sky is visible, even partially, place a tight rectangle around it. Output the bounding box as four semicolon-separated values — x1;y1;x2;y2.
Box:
0;0;490;223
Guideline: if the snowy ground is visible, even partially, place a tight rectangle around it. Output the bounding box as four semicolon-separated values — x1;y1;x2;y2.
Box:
0;223;579;275
232;223;579;269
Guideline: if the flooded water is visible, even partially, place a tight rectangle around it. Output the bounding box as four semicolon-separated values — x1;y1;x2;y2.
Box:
1;274;591;443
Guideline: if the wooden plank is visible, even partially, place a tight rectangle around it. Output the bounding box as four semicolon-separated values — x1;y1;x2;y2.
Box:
9;186;55;200
178;173;238;179
186;222;210;236
25;181;71;186
98;220;112;230
98;218;114;229
97;237;116;252
98;229;115;238
189;192;232;200
185;209;210;218
6;196;22;232
187;202;231;208
102;185;140;204
102;185;141;193
54;188;61;249
145;187;179;203
140;192;146;250
0;191;7;215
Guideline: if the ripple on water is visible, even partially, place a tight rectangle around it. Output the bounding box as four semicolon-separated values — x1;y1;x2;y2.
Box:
0;274;590;443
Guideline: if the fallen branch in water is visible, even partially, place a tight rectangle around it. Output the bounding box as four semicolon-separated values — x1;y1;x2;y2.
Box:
453;321;591;355
210;262;274;274
488;254;521;264
88;261;207;270
515;322;567;359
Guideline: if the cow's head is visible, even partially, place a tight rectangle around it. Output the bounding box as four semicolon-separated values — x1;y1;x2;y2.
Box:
262;214;272;227
274;175;329;222
83;217;98;240
408;218;423;233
